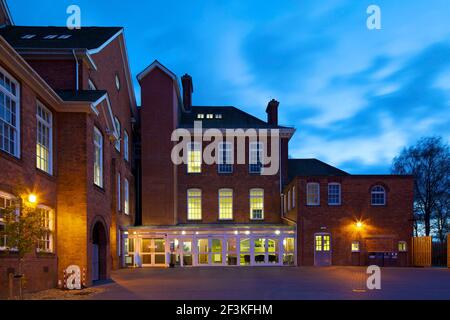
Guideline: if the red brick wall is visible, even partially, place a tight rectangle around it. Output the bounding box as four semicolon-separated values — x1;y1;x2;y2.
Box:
0;64;58;298
139;66;179;226
26;59;77;91
285;176;414;266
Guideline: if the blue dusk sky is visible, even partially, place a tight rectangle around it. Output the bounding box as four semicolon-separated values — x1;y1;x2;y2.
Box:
9;0;450;174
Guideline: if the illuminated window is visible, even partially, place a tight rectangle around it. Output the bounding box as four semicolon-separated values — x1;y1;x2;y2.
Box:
250;189;264;220
315;235;322;252
0;192;15;250
249;142;263;174
124;178;129;215
114;117;121;152
124;130;129;161
328;183;341;205
307;183;320;206
206;114;214;119
0;66;20;157
187;142;202;173
215;114;222;119
218;142;232;173
371;185;386;205
197;114;204;119
352;241;360;252
36;102;52;174
188;189;202;220
219;189;233;220
398;241;407;252
93;127;103;188
37;207;54;253
323;235;331;251
117;173;121;212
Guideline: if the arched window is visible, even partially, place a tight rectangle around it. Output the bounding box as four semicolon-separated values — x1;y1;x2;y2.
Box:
371;185;386;205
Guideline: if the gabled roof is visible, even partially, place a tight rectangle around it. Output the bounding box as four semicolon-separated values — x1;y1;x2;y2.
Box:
56;90;107;103
179;106;290;129
0;0;13;25
288;158;350;179
0;26;122;50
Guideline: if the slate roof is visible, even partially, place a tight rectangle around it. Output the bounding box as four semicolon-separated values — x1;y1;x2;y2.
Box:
0;26;122;50
288;158;350;179
56;90;107;102
179;106;289;129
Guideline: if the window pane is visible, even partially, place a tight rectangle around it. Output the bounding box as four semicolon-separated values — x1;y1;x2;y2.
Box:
307;183;320;206
219;189;233;220
187;142;202;173
250;189;264;219
187;189;202;220
328;184;341;205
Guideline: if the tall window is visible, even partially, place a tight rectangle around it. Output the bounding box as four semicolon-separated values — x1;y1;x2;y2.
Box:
249;142;263;174
124;130;129;161
219;189;233;220
351;241;360;252
328;183;341;206
307;183;320;206
37;207;54;253
117;173;121;212
218;142;232;173
288;190;291;211
36;102;52;174
114;117;121;152
0;67;20;157
292;186;296;208
124;178;129;215
371;185;386;205
187;189;202;220
93;127;103;188
0;192;14;250
250;189;264;220
187;142;202;173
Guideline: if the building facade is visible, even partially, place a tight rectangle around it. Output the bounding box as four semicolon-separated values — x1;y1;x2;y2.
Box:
0;1;137;298
0;0;414;297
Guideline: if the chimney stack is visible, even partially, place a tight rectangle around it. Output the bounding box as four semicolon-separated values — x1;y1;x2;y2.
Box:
266;99;279;126
181;74;193;112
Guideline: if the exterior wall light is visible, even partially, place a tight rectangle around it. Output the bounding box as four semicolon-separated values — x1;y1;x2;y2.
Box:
234;231;239;235
245;231;251;235
356;221;364;229
28;194;37;204
182;231;187;235
275;230;281;235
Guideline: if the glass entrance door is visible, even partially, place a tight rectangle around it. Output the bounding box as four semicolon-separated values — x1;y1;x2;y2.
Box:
141;238;166;267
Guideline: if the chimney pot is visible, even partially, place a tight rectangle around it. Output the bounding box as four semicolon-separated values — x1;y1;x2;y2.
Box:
181;74;194;112
266;99;279;126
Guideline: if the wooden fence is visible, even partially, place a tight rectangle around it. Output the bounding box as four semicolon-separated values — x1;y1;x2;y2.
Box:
412;236;432;267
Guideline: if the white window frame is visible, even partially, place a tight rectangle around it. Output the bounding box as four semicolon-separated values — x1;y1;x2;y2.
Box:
187;189;202;221
306;183;320;206
351;241;360;253
187;142;202;173
124;130;129;161
250;188;264;220
371;185;386;206
0;66;20;158
124;178;130;215
114;117;121;152
117;172;121;212
36;101;53;174
218;142;233;173
93;127;104;188
219;189;233;220
0;191;15;251
88;79;97;90
249;142;263;174
36;205;54;253
328;183;341;206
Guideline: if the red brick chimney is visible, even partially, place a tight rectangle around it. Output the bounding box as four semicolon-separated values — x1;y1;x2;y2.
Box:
266;99;279;126
181;74;193;112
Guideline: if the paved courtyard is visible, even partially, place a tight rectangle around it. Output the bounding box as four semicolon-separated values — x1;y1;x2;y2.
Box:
90;266;450;300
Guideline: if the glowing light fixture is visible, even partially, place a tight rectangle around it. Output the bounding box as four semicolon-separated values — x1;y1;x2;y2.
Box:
245;231;251;235
275;230;281;235
28;194;37;204
356;221;363;229
182;231;187;235
234;231;239;235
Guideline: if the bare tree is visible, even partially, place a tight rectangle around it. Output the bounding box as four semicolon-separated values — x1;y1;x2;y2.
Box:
391;136;450;238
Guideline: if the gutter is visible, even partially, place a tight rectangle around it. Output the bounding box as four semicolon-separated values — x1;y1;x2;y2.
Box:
72;49;79;91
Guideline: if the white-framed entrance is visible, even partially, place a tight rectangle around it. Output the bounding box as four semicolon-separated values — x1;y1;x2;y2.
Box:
125;225;297;268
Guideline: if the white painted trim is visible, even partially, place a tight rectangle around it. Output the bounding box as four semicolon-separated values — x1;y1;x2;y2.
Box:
1;0;14;25
36;100;53;175
137;60;177;82
306;182;320;206
327;182;341;206
87;29;123;55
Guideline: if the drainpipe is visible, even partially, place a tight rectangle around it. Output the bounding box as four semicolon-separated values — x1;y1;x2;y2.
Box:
72;49;79;91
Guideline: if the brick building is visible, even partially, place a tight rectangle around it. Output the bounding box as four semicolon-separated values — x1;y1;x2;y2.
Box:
0;1;137;297
0;0;414;297
130;61;413;268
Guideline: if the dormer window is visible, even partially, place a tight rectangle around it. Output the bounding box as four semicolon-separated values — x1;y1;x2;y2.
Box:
43;35;58;39
197;114;204;119
215;114;223;119
206;114;214;119
58;35;72;39
21;34;36;39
